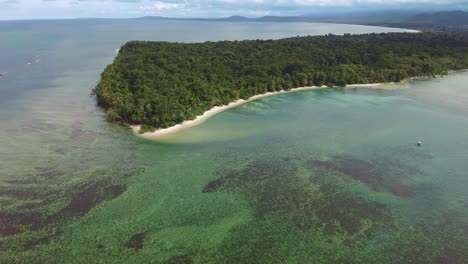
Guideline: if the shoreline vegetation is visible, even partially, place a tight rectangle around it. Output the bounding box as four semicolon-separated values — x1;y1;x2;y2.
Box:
94;32;468;136
131;82;385;138
131;70;465;138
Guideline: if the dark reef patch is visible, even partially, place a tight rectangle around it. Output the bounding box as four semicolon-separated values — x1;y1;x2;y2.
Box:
60;184;104;216
436;255;467;264
386;183;414;197
124;232;146;251
316;188;391;235
202;178;225;193
0;212;43;236
308;155;415;197
309;157;381;187
204;159;394;236
4;166;65;185
0;166;144;237
380;227;468;264
0;183;127;236
46;183;127;223
0;188;50;200
104;185;127;198
0;165;146;238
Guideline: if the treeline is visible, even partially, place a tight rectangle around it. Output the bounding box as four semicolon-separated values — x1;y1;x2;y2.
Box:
94;32;468;131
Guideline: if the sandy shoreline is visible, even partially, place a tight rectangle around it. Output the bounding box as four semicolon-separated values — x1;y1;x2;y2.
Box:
135;67;468;139
130;30;456;140
131;82;386;139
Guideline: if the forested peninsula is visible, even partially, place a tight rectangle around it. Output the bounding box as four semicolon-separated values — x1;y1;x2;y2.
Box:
94;32;468;131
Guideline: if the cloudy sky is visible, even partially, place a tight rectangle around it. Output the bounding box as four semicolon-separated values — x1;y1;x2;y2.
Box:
0;0;467;20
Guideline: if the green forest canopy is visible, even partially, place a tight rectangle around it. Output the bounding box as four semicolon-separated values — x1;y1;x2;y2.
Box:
94;32;468;131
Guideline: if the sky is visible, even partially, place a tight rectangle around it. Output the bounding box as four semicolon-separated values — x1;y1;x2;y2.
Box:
0;0;467;20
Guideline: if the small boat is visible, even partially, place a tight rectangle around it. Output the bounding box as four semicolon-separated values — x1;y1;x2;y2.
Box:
417;141;422;147
0;72;6;77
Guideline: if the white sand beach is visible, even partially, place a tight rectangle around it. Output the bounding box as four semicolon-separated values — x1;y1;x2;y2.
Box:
132;82;387;139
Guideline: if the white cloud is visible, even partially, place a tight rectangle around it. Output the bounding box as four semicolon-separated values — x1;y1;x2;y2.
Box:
139;1;185;14
0;0;467;19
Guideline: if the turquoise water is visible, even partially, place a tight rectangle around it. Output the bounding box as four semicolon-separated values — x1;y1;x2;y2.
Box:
1;20;467;263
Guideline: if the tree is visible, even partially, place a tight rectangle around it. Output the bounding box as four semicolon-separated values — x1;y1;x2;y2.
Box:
95;32;468;129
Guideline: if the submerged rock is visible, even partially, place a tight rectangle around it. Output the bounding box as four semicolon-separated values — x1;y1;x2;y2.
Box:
124;232;146;251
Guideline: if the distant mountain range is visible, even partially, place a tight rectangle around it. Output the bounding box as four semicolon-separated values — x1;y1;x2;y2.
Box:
139;10;468;24
410;11;468;25
138;15;312;22
139;10;468;33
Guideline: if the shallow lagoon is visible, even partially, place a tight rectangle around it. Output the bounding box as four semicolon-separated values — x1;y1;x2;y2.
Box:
0;20;467;263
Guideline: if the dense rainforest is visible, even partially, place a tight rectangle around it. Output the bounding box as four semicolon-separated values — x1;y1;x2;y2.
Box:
94;32;468;131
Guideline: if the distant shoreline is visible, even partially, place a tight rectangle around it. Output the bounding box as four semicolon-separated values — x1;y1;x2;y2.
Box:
131;82;386;139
